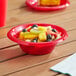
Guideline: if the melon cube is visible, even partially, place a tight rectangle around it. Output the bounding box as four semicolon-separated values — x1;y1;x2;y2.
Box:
39;32;47;41
38;26;47;32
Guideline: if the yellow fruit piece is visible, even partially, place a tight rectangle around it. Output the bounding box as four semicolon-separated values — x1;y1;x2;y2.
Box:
23;32;30;35
24;33;38;39
39;32;47;41
30;29;41;35
19;32;24;40
40;0;60;6
38;26;47;32
38;39;42;42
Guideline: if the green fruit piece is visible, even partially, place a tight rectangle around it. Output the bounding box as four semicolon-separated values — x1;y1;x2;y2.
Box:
47;34;52;39
52;29;57;32
47;39;52;42
56;34;61;39
47;26;52;30
22;29;27;32
30;29;41;35
31;24;38;28
32;38;38;43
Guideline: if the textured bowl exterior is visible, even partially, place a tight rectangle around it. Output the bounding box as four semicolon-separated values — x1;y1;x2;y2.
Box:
20;43;56;55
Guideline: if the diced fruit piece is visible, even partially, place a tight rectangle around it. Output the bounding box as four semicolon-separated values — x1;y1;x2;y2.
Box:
38;39;42;42
52;35;56;40
31;24;38;28
19;25;61;42
32;40;37;43
47;26;52;30
47;39;52;42
47;29;56;35
24;33;38;39
33;27;38;30
40;0;60;6
39;32;47;41
53;34;58;39
56;33;61;39
38;26;47;32
19;32;24;40
26;26;31;32
47;34;52;39
46;29;51;34
32;38;38;43
52;29;57;32
23;32;30;35
26;26;31;30
30;29;41;35
22;29;27;32
25;39;31;42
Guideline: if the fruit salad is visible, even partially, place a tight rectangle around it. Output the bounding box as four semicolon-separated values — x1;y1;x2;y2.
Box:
19;24;61;43
40;0;60;6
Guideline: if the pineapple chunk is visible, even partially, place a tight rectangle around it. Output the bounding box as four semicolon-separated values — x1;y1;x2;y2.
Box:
30;29;41;35
40;0;60;6
24;33;38;39
39;32;47;41
38;39;41;42
19;32;24;40
38;26;47;32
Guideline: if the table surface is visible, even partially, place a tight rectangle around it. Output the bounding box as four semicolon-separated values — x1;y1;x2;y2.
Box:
0;0;76;76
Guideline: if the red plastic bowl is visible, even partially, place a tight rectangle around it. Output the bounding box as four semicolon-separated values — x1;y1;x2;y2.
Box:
26;0;70;11
7;23;68;55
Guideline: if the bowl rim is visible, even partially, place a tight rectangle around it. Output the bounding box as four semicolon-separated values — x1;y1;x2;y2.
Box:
7;23;68;46
25;0;70;11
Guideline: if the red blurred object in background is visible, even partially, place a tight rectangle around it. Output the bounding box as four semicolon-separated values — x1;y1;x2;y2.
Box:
26;0;70;11
0;0;7;27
